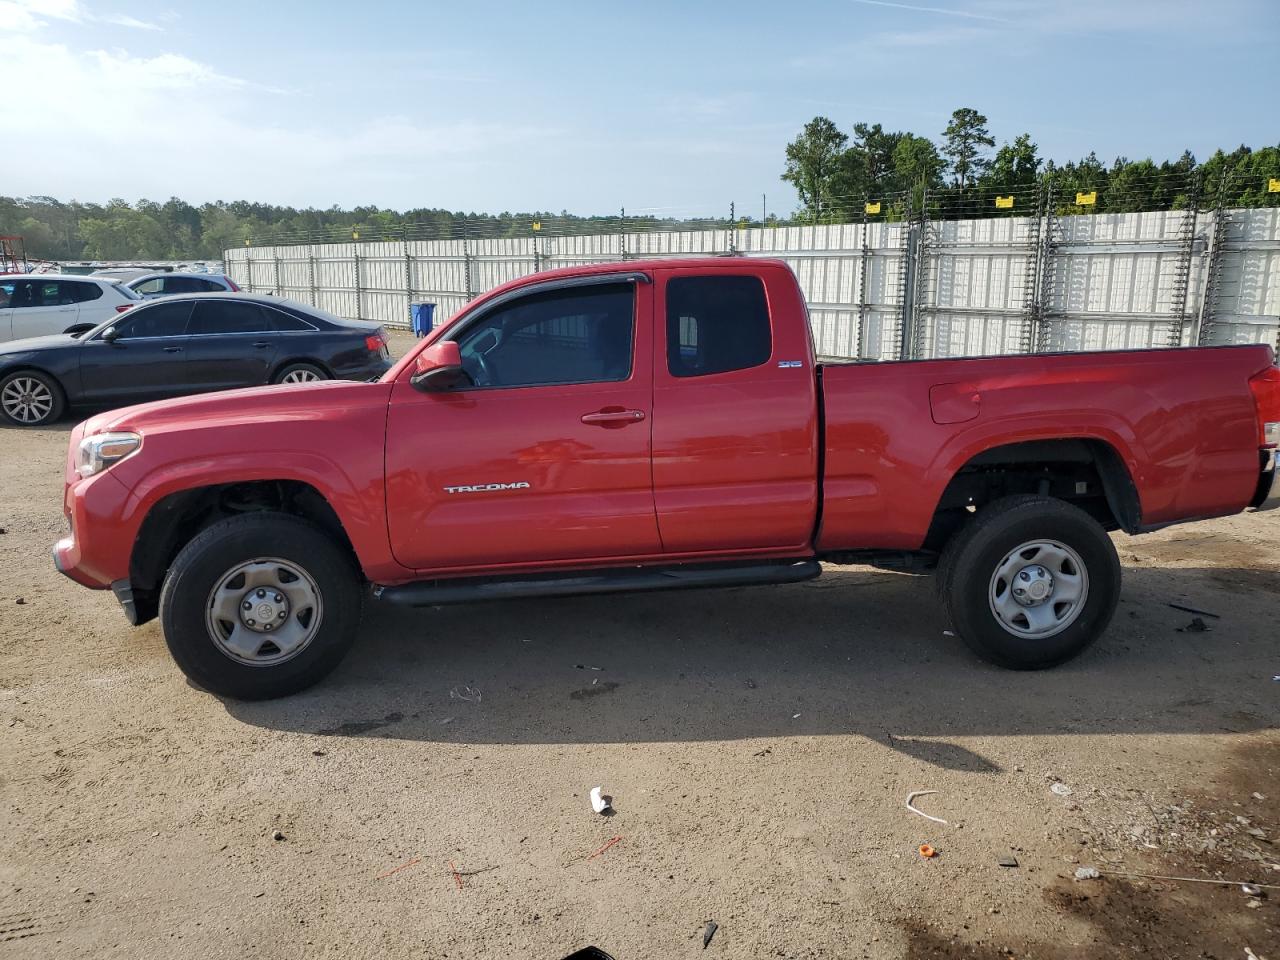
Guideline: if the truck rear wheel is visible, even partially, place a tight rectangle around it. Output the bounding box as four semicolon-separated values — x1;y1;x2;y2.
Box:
158;513;362;699
938;495;1120;669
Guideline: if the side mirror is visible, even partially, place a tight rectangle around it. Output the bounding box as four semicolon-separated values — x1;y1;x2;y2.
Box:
101;326;120;343
410;340;466;392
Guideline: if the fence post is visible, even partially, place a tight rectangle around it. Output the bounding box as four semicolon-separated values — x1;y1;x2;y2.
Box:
403;226;413;327
462;232;474;300
1168;171;1202;347
855;199;870;359
1196;172;1231;346
353;246;362;321
1034;181;1058;353
619;207;628;261
273;255;281;296
729;202;737;254
307;245;317;306
900;188;926;361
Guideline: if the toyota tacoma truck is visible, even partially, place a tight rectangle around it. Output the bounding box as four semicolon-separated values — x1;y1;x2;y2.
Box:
53;258;1280;699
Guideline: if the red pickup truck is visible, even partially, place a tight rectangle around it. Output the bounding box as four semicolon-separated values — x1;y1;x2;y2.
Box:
54;258;1280;699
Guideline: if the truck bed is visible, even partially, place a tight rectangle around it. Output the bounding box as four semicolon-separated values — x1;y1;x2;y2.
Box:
817;344;1276;551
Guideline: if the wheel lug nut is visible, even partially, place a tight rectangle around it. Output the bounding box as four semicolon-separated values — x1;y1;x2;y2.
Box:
243;601;252;610
264;623;273;631
274;594;283;603
247;618;256;626
257;589;266;598
278;611;286;619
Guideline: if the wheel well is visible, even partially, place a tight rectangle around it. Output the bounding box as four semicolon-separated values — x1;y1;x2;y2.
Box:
923;438;1140;554
128;480;360;622
0;365;66;397
271;358;333;381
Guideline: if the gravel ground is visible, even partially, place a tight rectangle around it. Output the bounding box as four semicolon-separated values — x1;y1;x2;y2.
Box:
1;348;1278;958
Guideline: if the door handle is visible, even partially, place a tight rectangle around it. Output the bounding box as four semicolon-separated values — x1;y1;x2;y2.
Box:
253;341;271;348
163;346;183;354
581;408;645;426
58;308;75;313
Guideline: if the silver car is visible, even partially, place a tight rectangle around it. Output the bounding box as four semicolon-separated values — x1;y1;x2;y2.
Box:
126;272;241;299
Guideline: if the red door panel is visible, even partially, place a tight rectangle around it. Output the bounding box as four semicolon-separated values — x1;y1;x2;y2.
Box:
384;280;660;572
650;265;819;554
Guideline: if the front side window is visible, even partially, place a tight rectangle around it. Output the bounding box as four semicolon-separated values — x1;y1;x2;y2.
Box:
666;275;772;377
453;283;635;389
112;301;194;339
134;278;165;294
10;280;73;308
188;300;274;336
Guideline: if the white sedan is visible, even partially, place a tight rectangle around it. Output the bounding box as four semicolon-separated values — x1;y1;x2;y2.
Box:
0;274;141;343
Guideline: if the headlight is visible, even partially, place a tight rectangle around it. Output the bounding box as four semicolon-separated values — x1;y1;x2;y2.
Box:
76;432;141;478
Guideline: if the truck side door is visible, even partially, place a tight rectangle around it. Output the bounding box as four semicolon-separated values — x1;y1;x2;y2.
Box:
651;265;820;553
385;276;661;571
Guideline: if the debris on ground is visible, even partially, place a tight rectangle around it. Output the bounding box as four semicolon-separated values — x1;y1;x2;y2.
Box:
745;678;756;689
1050;782;1073;797
1177;617;1210;633
752;747;771;757
1167;602;1220;618
1098;869;1280;890
586;835;622;861
450;685;482;702
1074;866;1101;880
375;857;421;880
906;790;949;825
575;664;603;671
590;786;612;814
449;859;464;890
998;856;1019;868
14;597;24;605
1241;883;1265;898
702;920;718;948
272;830;285;841
311;749;326;757
918;844;937;858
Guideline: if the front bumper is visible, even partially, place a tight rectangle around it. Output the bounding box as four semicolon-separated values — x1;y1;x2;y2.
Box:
52;467;134;590
1251;448;1279;511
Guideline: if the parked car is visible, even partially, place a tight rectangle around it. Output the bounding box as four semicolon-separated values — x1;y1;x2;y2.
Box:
90;268;153;282
126;272;240;298
0;293;391;426
53;258;1280;700
0;274;141;342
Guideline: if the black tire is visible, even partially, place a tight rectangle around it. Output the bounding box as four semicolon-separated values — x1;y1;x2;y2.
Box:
272;362;329;385
938;495;1120;669
158;513;363;699
0;369;66;426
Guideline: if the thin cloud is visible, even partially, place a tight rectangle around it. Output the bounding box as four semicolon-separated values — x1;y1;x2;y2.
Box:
100;13;160;30
847;0;1012;23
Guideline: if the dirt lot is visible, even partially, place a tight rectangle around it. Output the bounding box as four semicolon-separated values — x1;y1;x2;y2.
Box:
2;360;1279;958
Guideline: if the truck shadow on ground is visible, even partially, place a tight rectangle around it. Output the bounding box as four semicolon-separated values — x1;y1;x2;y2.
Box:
223;562;1279;769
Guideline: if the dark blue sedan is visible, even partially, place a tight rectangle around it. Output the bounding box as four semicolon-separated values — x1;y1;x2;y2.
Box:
0;294;393;426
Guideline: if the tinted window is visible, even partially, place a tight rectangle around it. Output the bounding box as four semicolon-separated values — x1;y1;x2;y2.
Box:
65;281;102;303
666;276;772;377
134;278;165;294
9;279;75;308
0;282;12;308
114;301;193;339
454;283;635;389
165;276;223;294
189;300;275;336
269;309;317;332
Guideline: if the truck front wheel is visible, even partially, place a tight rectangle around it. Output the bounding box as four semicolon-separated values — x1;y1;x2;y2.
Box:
158;513;363;699
939;495;1121;669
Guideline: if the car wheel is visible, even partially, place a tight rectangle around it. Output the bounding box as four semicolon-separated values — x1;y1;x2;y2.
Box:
938;495;1120;669
0;370;66;426
273;363;329;385
158;513;363;699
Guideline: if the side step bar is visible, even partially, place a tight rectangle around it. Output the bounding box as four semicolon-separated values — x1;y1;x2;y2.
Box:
376;559;821;607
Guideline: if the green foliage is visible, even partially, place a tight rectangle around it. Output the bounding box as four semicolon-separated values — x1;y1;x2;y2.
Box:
942;108;995;191
781;117;849;220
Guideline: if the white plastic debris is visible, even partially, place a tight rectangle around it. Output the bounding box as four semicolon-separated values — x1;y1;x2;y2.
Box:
905;789;949;826
1074;866;1100;880
1050;782;1073;797
590;787;611;814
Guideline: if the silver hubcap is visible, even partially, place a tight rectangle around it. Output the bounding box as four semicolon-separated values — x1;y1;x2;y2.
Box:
205;558;323;666
988;540;1089;640
281;368;321;383
1;377;54;423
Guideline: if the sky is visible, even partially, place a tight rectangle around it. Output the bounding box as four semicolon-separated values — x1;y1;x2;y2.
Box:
2;0;1277;218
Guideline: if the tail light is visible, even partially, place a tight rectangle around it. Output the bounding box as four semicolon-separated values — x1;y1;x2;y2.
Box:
365;328;390;353
1250;366;1280;448
225;277;240;292
115;304;134;313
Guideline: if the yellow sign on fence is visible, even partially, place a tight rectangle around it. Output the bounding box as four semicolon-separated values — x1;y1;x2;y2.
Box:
995;195;1014;209
864;201;881;215
1268;178;1280;193
1075;191;1097;206
532;221;542;231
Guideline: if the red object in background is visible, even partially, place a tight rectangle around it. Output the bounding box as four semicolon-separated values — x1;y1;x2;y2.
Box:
0;235;28;275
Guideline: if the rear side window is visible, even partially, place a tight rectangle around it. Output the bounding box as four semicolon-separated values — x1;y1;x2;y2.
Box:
189;300;275;335
115;301;194;339
133;278;165;294
166;276;224;294
269;309;317;332
65;281;103;303
666;275;772;377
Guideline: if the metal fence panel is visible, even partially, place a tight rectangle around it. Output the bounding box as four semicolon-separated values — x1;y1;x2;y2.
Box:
227;205;1278;359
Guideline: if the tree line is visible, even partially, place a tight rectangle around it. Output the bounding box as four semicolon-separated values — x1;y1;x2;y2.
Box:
782;108;1280;221
4;112;1278;262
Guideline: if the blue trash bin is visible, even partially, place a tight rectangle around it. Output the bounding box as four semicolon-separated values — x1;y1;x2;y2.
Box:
410;302;437;338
